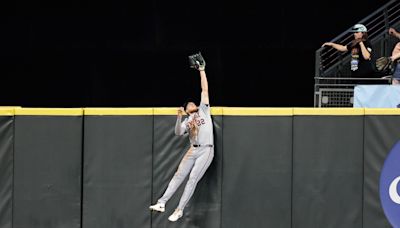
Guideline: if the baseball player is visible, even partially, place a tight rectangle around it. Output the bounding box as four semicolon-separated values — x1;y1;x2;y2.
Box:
149;54;214;222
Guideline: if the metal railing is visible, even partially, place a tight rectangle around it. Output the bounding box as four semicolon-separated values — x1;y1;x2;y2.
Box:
316;0;400;78
314;0;400;107
314;77;392;107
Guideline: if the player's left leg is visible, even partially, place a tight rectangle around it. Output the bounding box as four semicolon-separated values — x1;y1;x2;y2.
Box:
168;147;214;222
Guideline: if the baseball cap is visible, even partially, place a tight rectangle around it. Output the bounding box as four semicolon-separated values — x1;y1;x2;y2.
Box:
350;24;368;33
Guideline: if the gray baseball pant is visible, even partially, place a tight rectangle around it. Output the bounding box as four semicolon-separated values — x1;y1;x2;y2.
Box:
157;146;214;211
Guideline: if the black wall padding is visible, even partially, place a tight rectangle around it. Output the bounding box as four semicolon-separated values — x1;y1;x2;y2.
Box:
5;111;400;228
292;116;364;228
222;116;293;228
83;116;153;228
0;116;13;228
363;116;400;228
13;116;82;228
151;115;223;228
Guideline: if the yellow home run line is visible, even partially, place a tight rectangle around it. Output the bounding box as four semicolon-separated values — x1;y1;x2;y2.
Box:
0;107;399;116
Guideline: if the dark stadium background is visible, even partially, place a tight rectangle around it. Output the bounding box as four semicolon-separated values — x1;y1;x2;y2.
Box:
0;0;385;107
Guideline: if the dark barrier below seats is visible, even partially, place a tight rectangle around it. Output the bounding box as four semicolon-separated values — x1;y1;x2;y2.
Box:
13;109;83;228
363;112;400;228
222;114;293;228
293;115;364;228
0;109;14;228
82;110;153;228
2;107;399;228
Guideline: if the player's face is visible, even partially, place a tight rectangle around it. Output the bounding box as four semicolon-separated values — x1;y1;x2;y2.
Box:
185;102;198;114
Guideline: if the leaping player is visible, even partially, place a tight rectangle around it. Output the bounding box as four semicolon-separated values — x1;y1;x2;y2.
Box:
149;53;214;222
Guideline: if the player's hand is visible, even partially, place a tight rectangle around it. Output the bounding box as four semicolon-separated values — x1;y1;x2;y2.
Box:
178;107;184;116
196;60;205;71
188;118;196;129
322;42;333;47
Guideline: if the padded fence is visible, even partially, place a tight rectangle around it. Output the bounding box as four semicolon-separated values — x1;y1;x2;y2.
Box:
363;109;400;228
292;111;364;228
222;109;293;228
13;108;83;228
82;109;153;228
0;107;399;228
0;108;14;228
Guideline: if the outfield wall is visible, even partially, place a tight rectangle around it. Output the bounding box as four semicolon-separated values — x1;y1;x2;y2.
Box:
0;107;398;228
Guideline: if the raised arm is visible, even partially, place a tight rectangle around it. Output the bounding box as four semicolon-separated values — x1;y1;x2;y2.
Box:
190;52;209;105
322;42;348;52
199;70;209;105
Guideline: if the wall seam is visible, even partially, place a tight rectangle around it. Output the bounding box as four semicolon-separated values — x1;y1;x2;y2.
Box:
291;115;294;228
80;115;85;228
219;115;224;228
11;115;15;228
361;115;366;228
150;113;155;228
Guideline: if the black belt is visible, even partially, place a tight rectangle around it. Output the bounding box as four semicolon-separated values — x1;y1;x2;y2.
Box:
192;144;213;148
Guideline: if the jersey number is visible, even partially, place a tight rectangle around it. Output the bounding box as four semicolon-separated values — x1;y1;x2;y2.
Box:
196;118;205;126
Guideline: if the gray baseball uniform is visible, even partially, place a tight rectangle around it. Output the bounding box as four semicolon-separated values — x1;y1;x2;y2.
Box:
157;102;214;211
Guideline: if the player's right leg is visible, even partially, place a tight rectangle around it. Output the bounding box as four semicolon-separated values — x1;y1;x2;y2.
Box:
176;147;214;212
168;147;214;222
150;148;195;212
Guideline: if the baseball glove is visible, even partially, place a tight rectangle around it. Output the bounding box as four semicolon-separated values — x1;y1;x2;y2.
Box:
375;56;393;72
188;52;206;70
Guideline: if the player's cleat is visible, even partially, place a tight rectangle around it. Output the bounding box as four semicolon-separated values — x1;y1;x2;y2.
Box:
149;202;165;212
168;209;183;222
